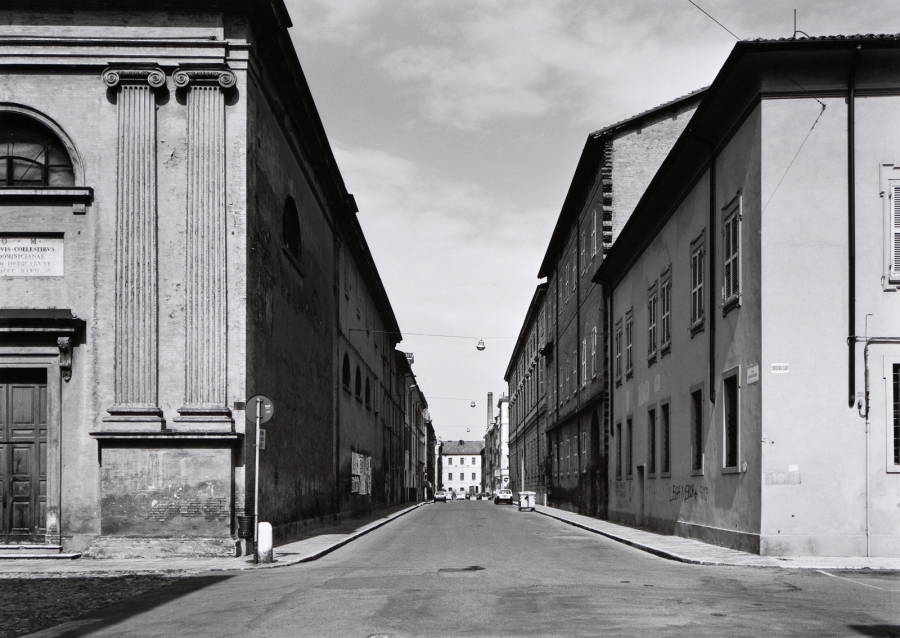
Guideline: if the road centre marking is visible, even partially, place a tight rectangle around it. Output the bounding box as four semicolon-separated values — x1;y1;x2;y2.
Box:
816;570;900;591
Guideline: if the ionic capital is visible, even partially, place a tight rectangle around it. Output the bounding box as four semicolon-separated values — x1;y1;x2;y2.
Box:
102;66;166;90
173;67;236;90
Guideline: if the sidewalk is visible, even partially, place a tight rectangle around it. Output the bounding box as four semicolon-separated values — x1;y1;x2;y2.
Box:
535;504;900;571
0;502;426;578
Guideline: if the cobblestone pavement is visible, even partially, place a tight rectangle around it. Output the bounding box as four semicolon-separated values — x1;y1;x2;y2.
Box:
0;575;183;638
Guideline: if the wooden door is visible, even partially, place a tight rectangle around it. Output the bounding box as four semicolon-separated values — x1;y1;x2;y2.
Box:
0;369;48;544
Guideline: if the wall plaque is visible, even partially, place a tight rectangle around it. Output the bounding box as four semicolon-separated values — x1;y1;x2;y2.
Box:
0;236;64;277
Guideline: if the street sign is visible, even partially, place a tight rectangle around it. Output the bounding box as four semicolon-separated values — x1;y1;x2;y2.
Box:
245;395;275;423
259;429;266;450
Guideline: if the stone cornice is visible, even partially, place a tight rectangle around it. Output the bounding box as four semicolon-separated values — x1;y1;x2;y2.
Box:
101;66;165;89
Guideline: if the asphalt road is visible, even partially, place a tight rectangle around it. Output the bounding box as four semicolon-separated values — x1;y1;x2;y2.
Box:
30;500;900;637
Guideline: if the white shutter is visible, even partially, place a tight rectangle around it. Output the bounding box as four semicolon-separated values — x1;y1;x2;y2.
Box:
893;185;900;278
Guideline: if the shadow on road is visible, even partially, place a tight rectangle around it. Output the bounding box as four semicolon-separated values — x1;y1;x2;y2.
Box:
848;625;900;637
25;575;234;638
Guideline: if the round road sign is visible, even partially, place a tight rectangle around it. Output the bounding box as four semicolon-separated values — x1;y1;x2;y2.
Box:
245;395;275;423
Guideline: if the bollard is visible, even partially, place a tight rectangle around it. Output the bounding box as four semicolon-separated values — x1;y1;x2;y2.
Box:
257;522;274;563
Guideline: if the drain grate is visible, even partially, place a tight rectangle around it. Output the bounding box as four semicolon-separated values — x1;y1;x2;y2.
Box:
438;566;485;573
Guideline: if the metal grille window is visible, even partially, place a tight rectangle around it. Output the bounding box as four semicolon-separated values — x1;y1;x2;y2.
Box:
691;390;703;472
724;375;739;468
661;403;670;474
661;277;672;351
894;364;900;465
723;198;741;307
691;246;704;327
648;408;656;474
647;287;658;360
625;311;634;376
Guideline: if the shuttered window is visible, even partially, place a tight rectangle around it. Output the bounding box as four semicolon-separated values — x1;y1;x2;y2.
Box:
581;339;587;387
591;326;597;378
625;311;634;376
892;186;900;282
723;203;741;305
647;287;658;360
893;364;899;466
591;209;598;257
614;322;623;383
660;276;672;351
690;246;704;327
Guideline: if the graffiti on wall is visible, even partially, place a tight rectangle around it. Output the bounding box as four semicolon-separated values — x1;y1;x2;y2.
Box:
351;451;371;496
614;480;633;502
669;483;709;502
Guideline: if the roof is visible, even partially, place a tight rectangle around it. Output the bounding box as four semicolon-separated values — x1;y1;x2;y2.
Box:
536;88;707;278
592;35;900;288
504;283;548;382
442;440;485;455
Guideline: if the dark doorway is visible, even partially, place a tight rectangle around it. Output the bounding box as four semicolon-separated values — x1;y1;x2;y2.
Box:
0;368;48;544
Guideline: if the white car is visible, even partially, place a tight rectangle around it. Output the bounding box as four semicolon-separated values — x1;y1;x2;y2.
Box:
494;489;513;505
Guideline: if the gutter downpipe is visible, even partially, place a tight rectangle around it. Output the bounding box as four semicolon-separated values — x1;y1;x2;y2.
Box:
848;44;861;408
709;149;717;404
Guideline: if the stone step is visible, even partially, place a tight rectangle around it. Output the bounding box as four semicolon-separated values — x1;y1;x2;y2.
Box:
0;544;81;559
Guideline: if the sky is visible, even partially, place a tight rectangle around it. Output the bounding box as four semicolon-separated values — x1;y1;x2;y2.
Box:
282;0;897;443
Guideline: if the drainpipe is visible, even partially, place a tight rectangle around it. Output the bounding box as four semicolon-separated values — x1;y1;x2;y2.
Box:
848;44;861;407
708;152;717;403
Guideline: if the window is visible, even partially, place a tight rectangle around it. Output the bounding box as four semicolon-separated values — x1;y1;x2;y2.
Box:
647;284;658;362
591;327;597;378
660;274;672;353
573;351;578;393
661;402;671;474
591;209;598;257
365;378;371;409
616;421;622;479
724;373;739;469
553;442;559;478
582;431;588;473
447;457;452;465
625;310;634;377
282;196;302;264
0;111;75;187
615;320;623;384
448;473;453;481
565;356;570;399
722;196;741;310
581;232;586;273
691;389;703;473
472;457;476;464
355;367;362;399
626;418;633;478
572;433;578;472
572;249;577;292
472;473;476;481
581;339;587;387
890;185;900;284
648;407;656;475
565;263;570;301
690;233;705;333
342;353;351;389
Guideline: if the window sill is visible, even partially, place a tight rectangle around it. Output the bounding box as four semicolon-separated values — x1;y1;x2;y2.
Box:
342;384;351;393
690;468;704;477
647;352;657;367
722;466;741;475
690;321;704;338
626;474;633;481
660;471;671;478
615;377;622;387
355;396;363;403
722;295;740;316
0;186;94;214
647;471;657;479
625;370;633;380
282;246;305;276
660;343;671;357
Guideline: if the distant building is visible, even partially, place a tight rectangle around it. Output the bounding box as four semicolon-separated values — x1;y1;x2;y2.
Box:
483;393;509;493
442;440;485;496
593;35;900;556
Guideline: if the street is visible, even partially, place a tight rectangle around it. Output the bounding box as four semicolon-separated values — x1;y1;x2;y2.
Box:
22;501;900;638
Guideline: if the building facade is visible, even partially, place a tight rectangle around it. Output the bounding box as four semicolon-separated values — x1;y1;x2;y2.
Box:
531;89;705;518
483;393;509;494
442;440;484;496
0;1;426;557
593;35;900;557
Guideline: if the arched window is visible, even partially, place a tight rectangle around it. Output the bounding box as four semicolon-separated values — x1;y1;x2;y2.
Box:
282;196;301;263
0;112;74;187
342;353;351;389
365;378;371;408
355;367;362;398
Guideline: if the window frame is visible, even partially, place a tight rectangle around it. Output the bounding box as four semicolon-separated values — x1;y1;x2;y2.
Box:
888;180;900;287
647;405;657;478
721;194;742;314
591;326;598;379
626;417;634;479
888;357;900;472
722;367;741;473
690;385;704;476
690;231;705;336
614;320;623;385
660;268;672;355
625;309;634;378
647;282;658;365
591;209;598;257
581;338;587;388
660;399;671;477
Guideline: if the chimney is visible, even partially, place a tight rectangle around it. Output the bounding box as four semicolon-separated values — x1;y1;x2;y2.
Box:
486;392;493;430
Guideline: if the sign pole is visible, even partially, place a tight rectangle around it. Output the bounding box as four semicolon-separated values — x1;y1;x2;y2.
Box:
254;397;261;564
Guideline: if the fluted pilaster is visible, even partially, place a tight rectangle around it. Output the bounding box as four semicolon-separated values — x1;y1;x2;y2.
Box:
174;67;235;428
102;67;165;426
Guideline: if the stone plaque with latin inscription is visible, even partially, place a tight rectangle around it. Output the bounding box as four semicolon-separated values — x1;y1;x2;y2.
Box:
0;236;64;277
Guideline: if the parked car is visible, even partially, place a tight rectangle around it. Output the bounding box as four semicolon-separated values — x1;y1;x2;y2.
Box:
494;489;513;505
434;491;447;503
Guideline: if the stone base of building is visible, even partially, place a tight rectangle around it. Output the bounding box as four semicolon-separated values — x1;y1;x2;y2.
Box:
760;534;873;557
674;520;760;554
83;536;239;559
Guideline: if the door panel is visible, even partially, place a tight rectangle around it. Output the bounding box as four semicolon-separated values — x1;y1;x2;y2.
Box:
0;369;48;544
